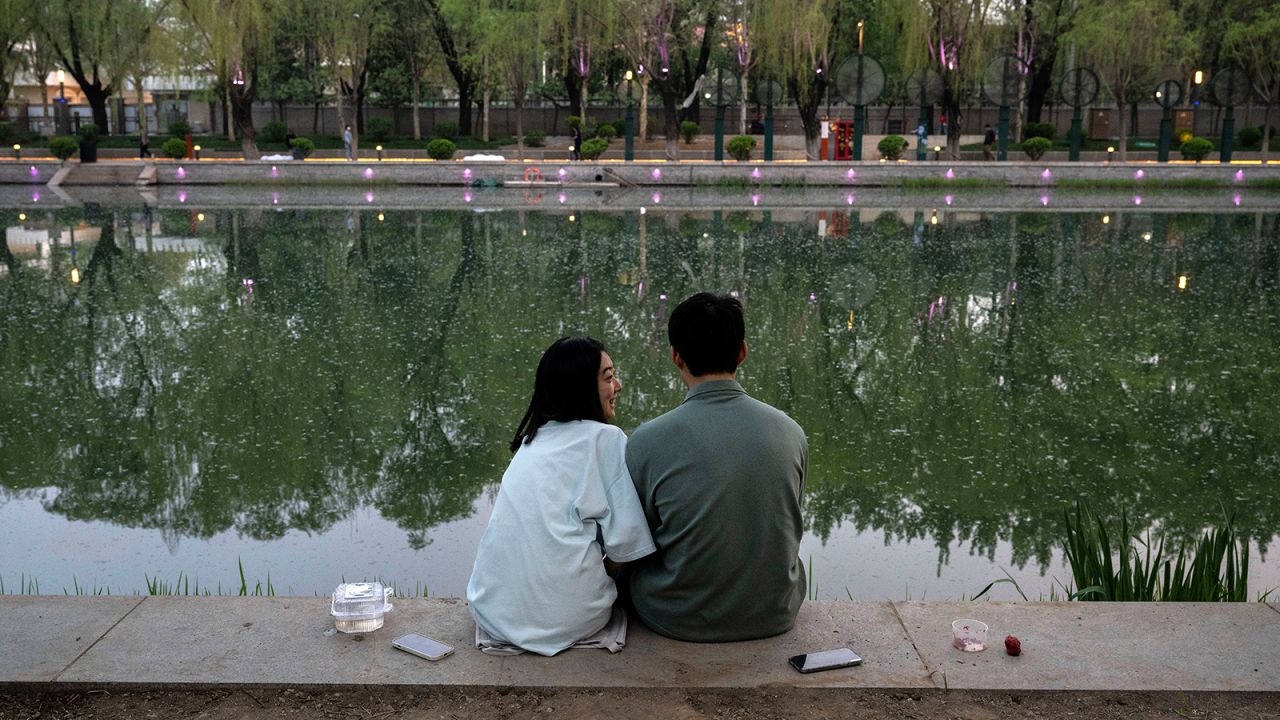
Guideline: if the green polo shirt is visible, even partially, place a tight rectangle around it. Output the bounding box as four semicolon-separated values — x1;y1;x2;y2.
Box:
625;379;807;642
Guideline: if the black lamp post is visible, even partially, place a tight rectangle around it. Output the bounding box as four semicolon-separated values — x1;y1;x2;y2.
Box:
57;70;69;135
624;70;634;161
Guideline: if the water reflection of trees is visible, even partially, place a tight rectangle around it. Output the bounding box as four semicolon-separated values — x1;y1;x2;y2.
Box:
1;207;1278;573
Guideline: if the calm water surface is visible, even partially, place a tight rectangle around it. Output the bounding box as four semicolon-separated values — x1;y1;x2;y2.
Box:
2;202;1278;599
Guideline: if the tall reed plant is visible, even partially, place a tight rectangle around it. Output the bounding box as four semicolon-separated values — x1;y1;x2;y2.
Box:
1061;503;1249;602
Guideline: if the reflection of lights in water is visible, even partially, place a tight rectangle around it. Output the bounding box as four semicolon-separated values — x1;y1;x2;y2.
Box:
651;192;662;204
1134;169;1144;180
521;229;527;236
1178;275;1188;290
945;168;954;180
176;166;186;179
659;293;668;300
568;214;576;222
808;292;816;302
639;207;646;215
377;212;385;222
70;267;80;284
1233;194;1242;206
197;213;205;222
1142;232;1152;241
1102;215;1110;224
637;279;644;298
558;192;567;204
243;278;255;287
1133;195;1142;206
930;209;938;225
651;168;662;180
18;213;26;221
847;309;854;330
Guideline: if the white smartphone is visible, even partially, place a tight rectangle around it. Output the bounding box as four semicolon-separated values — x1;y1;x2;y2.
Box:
788;648;862;673
392;633;455;661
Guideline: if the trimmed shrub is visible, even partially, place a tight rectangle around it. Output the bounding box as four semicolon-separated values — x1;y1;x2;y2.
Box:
680;120;701;144
877;135;908;160
169;119;192;137
49;136;79;161
427;138;457;160
610;120;628;136
435;121;460;140
76;123;100;142
259;120;288;144
566;115;582;131
162;138;187;159
596;123;617;141
290;137;315;158
367;117;393;142
1237;126;1262;149
1179;137;1213;161
1024;122;1055;141
1022;136;1052;161
524;129;546;147
580;137;609;160
727;135;755;161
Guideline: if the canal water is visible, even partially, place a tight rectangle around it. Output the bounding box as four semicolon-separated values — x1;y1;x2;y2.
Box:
2;200;1278;600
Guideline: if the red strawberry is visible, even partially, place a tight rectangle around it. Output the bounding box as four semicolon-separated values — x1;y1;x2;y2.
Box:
1004;635;1022;656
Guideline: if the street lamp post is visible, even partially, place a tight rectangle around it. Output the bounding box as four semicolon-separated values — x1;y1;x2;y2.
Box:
1191;69;1203;137
624;70;634;162
57;70;69;135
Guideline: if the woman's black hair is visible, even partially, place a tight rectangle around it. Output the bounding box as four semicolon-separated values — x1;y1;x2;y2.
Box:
510;336;608;452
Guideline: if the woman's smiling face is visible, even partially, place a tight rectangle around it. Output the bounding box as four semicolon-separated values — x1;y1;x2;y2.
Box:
598;352;621;421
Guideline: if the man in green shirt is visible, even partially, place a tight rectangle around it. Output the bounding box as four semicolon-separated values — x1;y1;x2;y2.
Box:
625;292;807;641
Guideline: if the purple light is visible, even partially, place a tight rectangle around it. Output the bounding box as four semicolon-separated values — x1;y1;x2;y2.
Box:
1134;169;1144;180
243;278;255;287
637;279;645;298
651;168;662;180
845;193;854;205
1041;168;1052;181
751;167;761;180
272;192;279;205
29;166;38;177
944;194;953;206
464;191;473;203
945;168;954;180
176;166;186;179
271;165;278;178
1233;194;1242;206
659;292;668;301
558;167;567;178
178;191;187;203
463;168;473;180
651;191;662;204
1235;170;1244;182
1133;195;1142;206
1040;194;1049;206
365;191;374;203
31;191;39;203
845;168;856;181
751;192;760;206
558;192;567;204
809;292;817;301
364;168;373;180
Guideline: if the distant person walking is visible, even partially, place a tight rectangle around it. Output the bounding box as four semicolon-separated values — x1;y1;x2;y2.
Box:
571;126;583;161
343;125;354;161
139;126;151;159
983;124;996;161
915;122;927;149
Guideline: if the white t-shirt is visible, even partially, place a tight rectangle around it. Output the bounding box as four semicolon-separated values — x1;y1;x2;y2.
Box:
467;421;655;656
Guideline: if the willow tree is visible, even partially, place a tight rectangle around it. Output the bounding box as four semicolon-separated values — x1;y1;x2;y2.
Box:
1069;0;1186;161
0;0;25;122
40;0;127;131
478;0;541;156
752;0;841;160
108;0;174;143
316;0;388;148
180;0;277;156
1224;4;1280;161
902;0;997;157
421;0;482;134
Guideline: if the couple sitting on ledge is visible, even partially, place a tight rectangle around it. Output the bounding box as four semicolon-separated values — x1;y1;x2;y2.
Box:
466;292;808;656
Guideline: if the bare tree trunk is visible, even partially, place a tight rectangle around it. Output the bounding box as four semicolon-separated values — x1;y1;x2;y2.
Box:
580;76;589;128
412;73;422;140
225;90;236;142
1116;99;1127;162
514;93;525;161
1261;104;1273;162
740;70;749;135
639;76;649;141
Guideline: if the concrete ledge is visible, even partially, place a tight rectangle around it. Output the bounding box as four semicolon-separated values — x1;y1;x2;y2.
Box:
3;597;1277;693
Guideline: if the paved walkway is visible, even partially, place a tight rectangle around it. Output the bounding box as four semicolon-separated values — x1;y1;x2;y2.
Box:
3;597;1277;692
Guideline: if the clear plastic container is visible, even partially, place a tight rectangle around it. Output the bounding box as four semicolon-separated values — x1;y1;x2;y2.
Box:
330;582;393;633
952;618;988;652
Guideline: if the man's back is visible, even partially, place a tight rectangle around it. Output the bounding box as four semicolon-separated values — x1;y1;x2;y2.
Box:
626;379;806;642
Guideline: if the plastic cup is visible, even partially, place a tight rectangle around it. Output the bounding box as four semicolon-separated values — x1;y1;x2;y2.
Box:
952;619;988;652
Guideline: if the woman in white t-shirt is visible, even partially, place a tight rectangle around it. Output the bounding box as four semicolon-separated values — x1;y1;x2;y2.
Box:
467;337;656;656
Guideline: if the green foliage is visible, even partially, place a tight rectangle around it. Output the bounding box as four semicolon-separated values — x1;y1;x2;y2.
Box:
579;137;609;160
435;122;460;140
1022;136;1053;160
161;138;187;159
680;120;701;144
877;135;908;160
524;130;546;147
566;115;582;131
76;123;100;142
259;121;288;144
367;117;394;142
1024;122;1055;141
426;138;456;160
1236;126;1262;149
49;136;79;161
1179;137;1214;161
727;135;756;161
1061;504;1249;602
595;123;617;141
290;137;315;158
169;119;192;137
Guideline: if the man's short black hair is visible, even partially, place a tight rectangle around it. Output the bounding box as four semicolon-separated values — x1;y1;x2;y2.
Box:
668;292;744;377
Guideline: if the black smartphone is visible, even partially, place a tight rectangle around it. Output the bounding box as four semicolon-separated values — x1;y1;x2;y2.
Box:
788;648;862;673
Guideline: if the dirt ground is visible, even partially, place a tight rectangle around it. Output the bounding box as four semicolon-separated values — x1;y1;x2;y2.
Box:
3;687;1278;720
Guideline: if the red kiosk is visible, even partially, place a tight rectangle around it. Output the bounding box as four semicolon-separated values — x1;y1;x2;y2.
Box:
832;120;855;161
